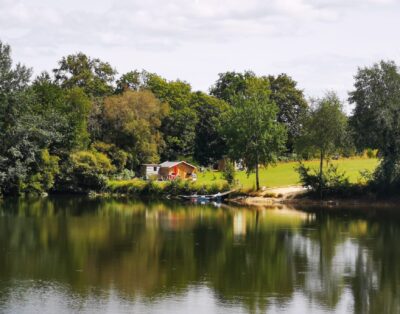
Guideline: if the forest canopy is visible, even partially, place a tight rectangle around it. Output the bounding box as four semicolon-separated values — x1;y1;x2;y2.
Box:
0;40;397;195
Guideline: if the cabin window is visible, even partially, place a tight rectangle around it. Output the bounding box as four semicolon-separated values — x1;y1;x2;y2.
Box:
153;167;157;171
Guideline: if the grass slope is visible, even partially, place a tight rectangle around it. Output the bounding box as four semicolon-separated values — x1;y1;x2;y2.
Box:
196;158;379;190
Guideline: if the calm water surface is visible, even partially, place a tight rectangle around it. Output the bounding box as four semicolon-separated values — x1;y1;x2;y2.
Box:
0;197;399;314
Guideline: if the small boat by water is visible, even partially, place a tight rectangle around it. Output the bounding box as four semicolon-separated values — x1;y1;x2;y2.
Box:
179;190;234;204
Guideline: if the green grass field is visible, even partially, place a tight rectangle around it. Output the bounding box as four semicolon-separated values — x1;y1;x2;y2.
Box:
196;158;379;190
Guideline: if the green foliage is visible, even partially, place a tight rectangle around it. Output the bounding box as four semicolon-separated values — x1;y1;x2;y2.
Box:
365;149;377;159
101;90;166;168
0;40;390;198
70;150;115;174
222;161;236;185
108;178;230;196
211;71;307;154
108;179;146;194
296;92;348;195
23;149;60;194
56;150;115;193
0;43;66;195
111;169;136;180
349;60;400;188
161;106;198;159
53;52;116;97
222;77;287;190
192;92;229;165
141;180;164;196
65;87;92;149
31;75;91;152
115;70;141;93
296;92;348;159
210;71;260;103
371;158;400;193
0;41;31;133
268;74;308;153
142;72;199;160
296;162;350;197
91;141;128;172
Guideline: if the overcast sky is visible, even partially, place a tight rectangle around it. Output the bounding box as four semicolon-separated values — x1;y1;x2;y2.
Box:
2;0;400;109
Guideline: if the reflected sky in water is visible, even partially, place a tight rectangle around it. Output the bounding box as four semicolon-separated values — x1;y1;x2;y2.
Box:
0;196;399;314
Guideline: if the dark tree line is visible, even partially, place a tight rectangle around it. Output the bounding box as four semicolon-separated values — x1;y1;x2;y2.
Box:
0;41;309;194
0;39;398;195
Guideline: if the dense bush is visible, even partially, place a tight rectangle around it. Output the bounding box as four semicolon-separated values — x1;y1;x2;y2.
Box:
296;162;350;198
111;169;136;180
368;158;400;194
222;161;235;185
91;141;128;172
23;149;60;194
55;150;115;193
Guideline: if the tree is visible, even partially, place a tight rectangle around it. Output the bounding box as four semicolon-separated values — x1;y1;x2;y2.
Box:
0;41;31;132
349;60;400;187
0;41;62;195
222;78;286;190
268;74;308;153
53;52;116;97
101;90;167;168
65;87;92;149
191;92;229;166
211;71;307;153
56;150;115;193
210;71;260;103
115;70;141;94
296;92;348;194
31;73;92;154
142;72;198;160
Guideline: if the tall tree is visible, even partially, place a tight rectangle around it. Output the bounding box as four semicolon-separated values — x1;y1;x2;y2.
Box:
191;92;229;166
296;92;348;192
211;71;306;153
53;52;116;97
223;78;286;190
142;72;198;160
268;74;308;153
115;70;141;94
349;60;400;186
210;71;260;103
0;42;60;194
0;41;31;132
32;74;91;152
101;90;167;168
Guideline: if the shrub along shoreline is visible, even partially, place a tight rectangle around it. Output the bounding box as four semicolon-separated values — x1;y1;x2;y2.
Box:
106;179;231;198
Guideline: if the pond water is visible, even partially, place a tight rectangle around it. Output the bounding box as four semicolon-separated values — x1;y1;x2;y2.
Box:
0;197;399;314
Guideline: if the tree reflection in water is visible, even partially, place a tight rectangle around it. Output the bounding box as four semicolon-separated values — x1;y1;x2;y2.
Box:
0;196;399;314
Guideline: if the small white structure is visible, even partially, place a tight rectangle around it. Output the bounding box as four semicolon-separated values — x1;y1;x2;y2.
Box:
141;164;160;179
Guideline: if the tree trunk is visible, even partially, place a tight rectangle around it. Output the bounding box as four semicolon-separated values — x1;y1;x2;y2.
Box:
256;163;260;191
319;151;324;199
255;154;260;191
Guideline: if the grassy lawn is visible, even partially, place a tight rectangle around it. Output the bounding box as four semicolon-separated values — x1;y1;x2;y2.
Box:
196;158;379;190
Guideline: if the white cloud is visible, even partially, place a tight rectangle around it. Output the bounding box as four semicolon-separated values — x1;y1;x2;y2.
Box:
1;0;399;99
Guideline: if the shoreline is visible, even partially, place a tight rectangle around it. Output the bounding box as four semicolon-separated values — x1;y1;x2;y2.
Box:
3;184;400;210
226;185;400;209
228;195;400;210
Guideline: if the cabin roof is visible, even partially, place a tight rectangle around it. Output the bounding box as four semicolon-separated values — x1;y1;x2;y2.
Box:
159;161;196;169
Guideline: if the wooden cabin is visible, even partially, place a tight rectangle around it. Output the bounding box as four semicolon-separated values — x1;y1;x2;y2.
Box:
158;161;197;180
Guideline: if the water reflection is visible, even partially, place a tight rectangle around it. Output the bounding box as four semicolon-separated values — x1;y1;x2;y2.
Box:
0;197;399;313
